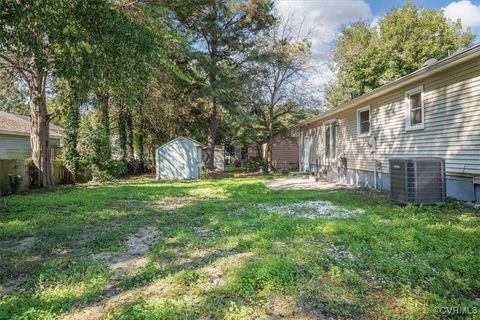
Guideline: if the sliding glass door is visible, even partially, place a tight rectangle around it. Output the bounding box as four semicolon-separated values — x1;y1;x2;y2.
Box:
324;121;336;163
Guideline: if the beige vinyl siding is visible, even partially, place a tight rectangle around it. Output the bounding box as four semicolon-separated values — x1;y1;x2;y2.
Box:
0;134;32;159
0;134;60;160
300;56;480;176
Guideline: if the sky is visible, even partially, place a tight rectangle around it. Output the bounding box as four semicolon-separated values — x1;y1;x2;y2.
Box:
274;0;480;103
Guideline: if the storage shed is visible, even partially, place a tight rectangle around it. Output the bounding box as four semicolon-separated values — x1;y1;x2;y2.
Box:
156;136;204;180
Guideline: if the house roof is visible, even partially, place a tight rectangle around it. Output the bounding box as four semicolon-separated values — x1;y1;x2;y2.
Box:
300;42;480;127
156;136;204;150
0;111;65;138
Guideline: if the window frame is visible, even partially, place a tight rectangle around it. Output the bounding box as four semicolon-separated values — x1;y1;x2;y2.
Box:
405;86;425;131
323;119;336;161
356;105;371;137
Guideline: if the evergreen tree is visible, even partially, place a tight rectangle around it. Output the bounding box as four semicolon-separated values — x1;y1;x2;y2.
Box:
165;0;275;169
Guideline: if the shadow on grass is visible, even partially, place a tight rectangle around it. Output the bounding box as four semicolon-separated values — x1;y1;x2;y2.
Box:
0;177;479;319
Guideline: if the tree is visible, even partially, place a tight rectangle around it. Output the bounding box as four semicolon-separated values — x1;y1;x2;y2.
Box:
0;69;29;115
0;1;92;186
325;3;475;108
244;17;311;172
0;0;152;186
165;0;275;169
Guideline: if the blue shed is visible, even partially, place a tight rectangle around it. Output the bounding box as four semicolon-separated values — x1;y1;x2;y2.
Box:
155;136;204;180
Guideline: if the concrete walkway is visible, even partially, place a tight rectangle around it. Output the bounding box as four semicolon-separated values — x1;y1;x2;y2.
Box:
264;176;355;190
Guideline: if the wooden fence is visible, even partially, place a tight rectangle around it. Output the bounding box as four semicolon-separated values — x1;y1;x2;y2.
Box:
0;160;91;196
0;160;32;196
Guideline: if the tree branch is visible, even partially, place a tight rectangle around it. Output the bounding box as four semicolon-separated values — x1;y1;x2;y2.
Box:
0;53;33;83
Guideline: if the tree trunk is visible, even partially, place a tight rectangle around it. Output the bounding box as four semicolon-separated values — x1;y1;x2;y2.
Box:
96;90;111;162
65;100;80;183
256;143;262;159
206;40;218;171
29;71;52;187
207;91;217;170
137;99;145;172
267;123;274;173
118;104;127;161
126;110;134;160
267;106;274;173
206;95;217;170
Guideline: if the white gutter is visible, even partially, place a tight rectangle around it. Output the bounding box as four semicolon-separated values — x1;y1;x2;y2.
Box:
0;129;64;139
300;43;480;127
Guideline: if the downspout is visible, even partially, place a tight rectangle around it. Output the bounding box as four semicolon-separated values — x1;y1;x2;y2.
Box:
368;136;377;189
373;149;377;189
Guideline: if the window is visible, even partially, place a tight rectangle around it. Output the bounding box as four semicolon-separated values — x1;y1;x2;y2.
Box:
324;120;336;161
405;86;424;131
357;106;370;136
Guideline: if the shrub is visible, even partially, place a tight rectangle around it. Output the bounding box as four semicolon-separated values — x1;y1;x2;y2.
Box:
107;160;126;177
125;159;145;175
244;157;267;172
91;160;125;182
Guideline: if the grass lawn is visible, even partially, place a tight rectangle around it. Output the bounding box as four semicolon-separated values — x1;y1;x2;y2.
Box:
0;176;479;319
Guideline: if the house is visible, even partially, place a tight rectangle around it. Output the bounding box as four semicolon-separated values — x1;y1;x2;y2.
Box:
299;43;480;202
248;128;299;170
0;111;64;160
155;136;225;180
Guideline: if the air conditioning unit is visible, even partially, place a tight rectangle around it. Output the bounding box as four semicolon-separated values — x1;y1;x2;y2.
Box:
389;157;446;204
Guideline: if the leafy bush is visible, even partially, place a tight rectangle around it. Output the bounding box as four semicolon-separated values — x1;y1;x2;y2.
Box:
106;160;126;177
91;160;125;182
244;157;267;172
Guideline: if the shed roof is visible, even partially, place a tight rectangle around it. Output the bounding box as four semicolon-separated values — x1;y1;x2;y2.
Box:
156;136;204;151
300;42;480;127
0;111;64;138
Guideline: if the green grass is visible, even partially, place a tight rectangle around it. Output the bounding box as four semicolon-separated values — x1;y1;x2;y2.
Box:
0;176;479;319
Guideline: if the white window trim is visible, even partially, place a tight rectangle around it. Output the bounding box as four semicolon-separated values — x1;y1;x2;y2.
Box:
405;86;425;131
357;105;371;137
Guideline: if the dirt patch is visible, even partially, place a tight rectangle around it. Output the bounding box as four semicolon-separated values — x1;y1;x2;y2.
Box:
0;236;36;253
90;226;161;271
264;177;355;191
0;274;27;295
90;226;162;297
64;252;254;320
257;201;364;219
114;196;196;212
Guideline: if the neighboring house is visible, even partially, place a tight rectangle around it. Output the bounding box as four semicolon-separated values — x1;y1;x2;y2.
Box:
248;128;300;170
155;136;225;180
0;111;64;160
299;43;480;202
